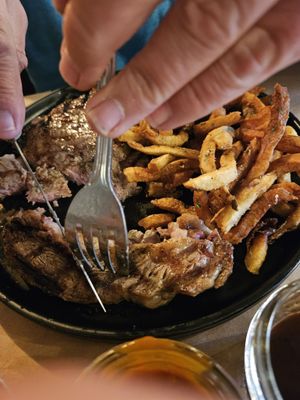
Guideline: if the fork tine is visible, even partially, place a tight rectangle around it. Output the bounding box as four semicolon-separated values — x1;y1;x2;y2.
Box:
107;238;117;274
75;226;95;270
90;228;106;271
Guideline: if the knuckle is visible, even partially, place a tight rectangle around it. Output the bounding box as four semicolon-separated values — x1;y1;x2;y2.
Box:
124;64;166;109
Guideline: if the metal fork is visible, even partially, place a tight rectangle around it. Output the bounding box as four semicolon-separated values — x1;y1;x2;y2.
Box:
65;57;129;279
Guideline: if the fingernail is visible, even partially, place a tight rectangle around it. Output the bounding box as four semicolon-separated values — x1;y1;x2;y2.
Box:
0;110;16;139
59;56;80;87
147;104;172;128
87;99;125;136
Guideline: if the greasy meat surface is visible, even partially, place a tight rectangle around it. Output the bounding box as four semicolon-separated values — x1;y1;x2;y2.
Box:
0;210;233;308
26;165;71;203
0;155;27;200
22;93;139;201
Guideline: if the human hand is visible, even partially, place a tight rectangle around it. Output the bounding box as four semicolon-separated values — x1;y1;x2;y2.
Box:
0;0;27;139
54;0;300;138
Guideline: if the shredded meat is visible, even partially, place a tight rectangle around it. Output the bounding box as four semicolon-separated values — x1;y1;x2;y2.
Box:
0;155;27;200
26;165;71;203
0;210;233;308
22;93;139;201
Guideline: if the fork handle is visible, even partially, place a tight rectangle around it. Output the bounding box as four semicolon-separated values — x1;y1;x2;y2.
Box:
90;57;115;187
90;135;113;186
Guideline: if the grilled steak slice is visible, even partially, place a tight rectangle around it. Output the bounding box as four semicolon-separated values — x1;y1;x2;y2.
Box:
0;155;27;200
26;165;71;203
22;93;139;201
0;208;121;304
0;210;233;308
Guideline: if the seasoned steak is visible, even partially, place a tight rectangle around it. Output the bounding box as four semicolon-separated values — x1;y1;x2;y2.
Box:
22;93;139;201
0;210;233;308
0;155;27;200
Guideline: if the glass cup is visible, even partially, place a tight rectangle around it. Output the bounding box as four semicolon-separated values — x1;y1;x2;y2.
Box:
82;336;241;399
245;279;300;400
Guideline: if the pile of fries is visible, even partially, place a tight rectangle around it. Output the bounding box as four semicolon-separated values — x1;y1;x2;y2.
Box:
120;84;300;274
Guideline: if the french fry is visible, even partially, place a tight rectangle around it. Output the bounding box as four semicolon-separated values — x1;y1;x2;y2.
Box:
194;112;241;135
199;126;234;173
284;125;298;137
118;129;144;143
229;138;260;192
151;198;189;214
276;136;300;153
171;170;195;187
146;182;179;198
193;191;214;227
245;232;269;275
241;91;266;116
214;172;277;233
160;158;199;181
272;202;295;217
271;201;300;241
143;128;189;147
268;153;300;175
138;213;174;229
224;184;297;244
123;166;160;182
147;154;176;172
240;106;271;131
209;107;226;119
127;141;199;159
242;84;289;186
240;129;264;142
184;148;237;191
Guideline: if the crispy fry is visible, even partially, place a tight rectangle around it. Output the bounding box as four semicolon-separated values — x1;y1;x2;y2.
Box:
146;182;179;198
224;184;297;244
271;202;295;217
229;138;260;192
208;187;234;215
284;125;298;136
127;141;199;159
193;190;214;228
242;84;290;185
209;107;226;119
184;147;237;191
226;86;265;107
118;129;144;143
241;106;271;131
242;91;266;116
147;154;176;172
138;213;174;229
214;172;277;233
199;126;234;173
143;128;189;147
245;233;268;274
171;170;195;187
271;201;300;241
123;166;160;182
240;129;265;142
160;159;199;181
268;153;300;175
194;112;241;135
151;198;189;214
276;136;300;153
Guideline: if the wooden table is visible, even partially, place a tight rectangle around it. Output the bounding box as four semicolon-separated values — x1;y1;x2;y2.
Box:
1;64;300;399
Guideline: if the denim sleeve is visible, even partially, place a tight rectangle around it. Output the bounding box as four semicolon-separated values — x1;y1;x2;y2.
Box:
20;0;174;92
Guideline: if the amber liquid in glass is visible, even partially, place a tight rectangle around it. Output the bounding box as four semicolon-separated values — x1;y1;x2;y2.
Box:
270;312;300;400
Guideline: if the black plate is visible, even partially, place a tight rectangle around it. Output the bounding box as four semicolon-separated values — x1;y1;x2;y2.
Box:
0;88;299;340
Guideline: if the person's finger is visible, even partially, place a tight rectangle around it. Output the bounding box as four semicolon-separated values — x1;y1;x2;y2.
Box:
59;0;160;90
5;0;28;70
0;1;27;139
85;0;277;138
52;0;69;14
148;0;300;129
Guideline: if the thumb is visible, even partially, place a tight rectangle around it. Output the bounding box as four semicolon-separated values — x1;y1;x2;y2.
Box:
0;2;26;140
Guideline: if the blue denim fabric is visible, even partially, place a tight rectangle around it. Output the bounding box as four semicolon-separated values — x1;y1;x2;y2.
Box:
20;0;173;91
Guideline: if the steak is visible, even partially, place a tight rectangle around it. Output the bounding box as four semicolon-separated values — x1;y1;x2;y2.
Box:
22;93;139;201
0;155;27;200
0;210;233;308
